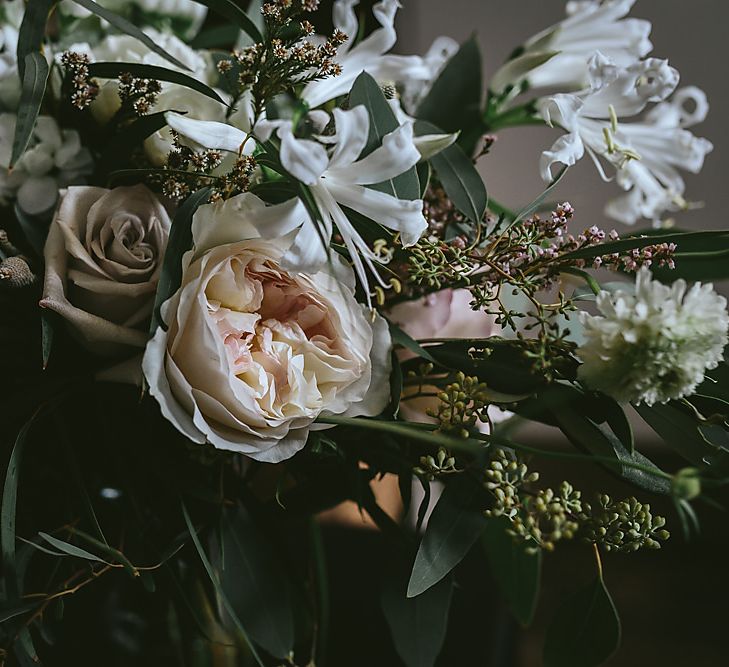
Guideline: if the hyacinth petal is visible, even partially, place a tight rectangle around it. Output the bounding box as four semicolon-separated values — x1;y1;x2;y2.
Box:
327;121;420;185
326;181;426;246
328;106;370;169
165;113;249;153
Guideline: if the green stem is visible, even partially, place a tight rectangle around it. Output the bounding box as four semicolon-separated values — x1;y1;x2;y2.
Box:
316;416;675;481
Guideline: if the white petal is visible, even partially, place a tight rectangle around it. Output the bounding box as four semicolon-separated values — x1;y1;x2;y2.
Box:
328;121;420;185
539;131;585;182
327;181;426;246
327;106;370;169
165;113;249;153
262;119;329;185
413;131;458;160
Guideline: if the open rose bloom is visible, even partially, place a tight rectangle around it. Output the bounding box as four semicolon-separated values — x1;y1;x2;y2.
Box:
41;184;170;355
143;193;391;462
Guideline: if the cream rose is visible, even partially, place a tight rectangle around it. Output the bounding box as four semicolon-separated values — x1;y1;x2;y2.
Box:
41;184;171;355
142;193;392;463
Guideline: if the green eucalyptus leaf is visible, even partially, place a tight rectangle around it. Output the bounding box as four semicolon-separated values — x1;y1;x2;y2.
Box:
41;311;55;370
416;119;487;224
190;0;264;44
482;517;541;626
634;402;724;464
16;0;53;80
512;165;568;224
181;500;265;667
543;575;621;667
11;52;49;167
416;36;483;151
0;600;36;624
348;71;420;200
388;321;436;363
37;532;106;563
14;203;49;256
381;567;453;667
70;0;191;70
2;413;39;600
560;230;729;262
218;504;294;660
151;187;212;332
407;481;488;597
88;62;228;107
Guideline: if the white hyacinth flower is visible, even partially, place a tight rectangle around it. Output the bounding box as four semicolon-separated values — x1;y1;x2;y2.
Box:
165;105;426;301
302;0;457;112
0;114;94;216
494;0;652;93
578;268;729;406
538;53;712;224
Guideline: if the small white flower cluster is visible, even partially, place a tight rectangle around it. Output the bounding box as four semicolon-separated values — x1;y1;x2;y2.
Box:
578;268;729;405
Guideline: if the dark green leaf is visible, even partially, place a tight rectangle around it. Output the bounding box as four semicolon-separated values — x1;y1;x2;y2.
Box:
0;600;36;624
190;0;264;44
16;0;53;80
389;350;403;418
2;413;38;599
41;310;55;370
88;62;228;107
416;160;431;198
635;402;722;464
14;204;50;256
218;504;294;659
552;404;671;494
561;230;729;262
190;23;242;49
512;165;567;224
543;576;621;667
407;482;487;597
181;500;265;667
416;36;483;151
70;0;191;70
151;187;212;332
388;321;436;363
14;628;41;667
348;72;420;200
37;532;106;563
482;517;541;626
11;52;49;167
381;569;453;667
603;399;634;454
416;120;487;224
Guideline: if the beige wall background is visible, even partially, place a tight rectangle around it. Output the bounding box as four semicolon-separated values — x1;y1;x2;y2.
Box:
395;0;727;235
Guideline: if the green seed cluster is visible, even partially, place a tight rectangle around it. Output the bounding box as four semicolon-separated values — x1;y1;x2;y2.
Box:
426;372;491;438
414;447;458;481
580;495;670;553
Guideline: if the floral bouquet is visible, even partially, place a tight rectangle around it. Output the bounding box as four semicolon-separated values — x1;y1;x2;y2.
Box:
1;0;727;665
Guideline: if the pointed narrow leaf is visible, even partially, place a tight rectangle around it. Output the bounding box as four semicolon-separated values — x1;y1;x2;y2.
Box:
381;569;453;667
88;63;228;107
407;482;487;597
482;517;541;626
190;0;264;44
180;500;265;667
151;187;212;332
11;52;49;167
512;165;567;224
543;576;621;667
388;321;436;364
489;51;558;94
38;532;106;563
0;601;36;624
348;72;420;200
16;0;53;79
70;0;191;70
2;413;39;599
219;505;294;659
416;119;487;223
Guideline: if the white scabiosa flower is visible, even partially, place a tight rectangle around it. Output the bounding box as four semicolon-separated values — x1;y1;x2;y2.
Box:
578;268;729;406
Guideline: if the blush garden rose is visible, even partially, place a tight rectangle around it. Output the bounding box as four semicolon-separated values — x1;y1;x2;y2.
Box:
142;193;392;463
41;184;171;355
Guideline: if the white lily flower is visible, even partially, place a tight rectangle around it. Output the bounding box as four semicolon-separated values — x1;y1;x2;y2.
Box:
495;0;652;93
165;106;427;299
537;54;710;224
302;0;457;112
